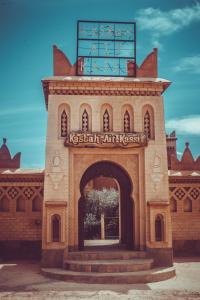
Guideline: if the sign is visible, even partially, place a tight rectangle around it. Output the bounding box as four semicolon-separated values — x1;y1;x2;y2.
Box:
77;20;136;77
64;132;147;148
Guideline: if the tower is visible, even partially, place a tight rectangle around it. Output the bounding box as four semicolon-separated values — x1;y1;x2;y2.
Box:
41;21;173;268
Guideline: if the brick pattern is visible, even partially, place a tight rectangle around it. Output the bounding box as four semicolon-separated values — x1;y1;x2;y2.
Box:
0;184;43;241
170;184;200;240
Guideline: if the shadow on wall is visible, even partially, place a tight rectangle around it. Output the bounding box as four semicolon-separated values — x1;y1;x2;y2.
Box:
173;240;200;257
0;241;42;261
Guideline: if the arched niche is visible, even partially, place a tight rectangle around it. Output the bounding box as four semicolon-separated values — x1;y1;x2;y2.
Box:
16;196;25;212
32;196;41;212
184;197;192;212
0;196;9;212
170;197;177;212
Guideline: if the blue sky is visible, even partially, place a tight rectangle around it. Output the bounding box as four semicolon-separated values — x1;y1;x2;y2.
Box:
0;0;200;168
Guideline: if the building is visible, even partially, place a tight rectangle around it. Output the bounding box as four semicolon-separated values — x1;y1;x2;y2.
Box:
0;21;199;283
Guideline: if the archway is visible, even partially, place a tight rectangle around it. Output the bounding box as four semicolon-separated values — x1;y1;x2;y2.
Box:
79;161;134;250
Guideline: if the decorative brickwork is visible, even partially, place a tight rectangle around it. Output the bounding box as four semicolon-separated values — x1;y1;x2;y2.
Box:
169;178;200;244
0;176;44;241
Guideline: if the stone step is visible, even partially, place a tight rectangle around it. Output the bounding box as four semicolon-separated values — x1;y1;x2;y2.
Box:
67;250;147;261
41;266;176;284
64;258;154;272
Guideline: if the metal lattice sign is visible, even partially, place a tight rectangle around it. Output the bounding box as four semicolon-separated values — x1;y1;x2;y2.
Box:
76;20;136;77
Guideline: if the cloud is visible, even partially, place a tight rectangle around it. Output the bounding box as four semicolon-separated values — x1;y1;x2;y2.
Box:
136;3;200;47
166;115;200;135
172;54;200;74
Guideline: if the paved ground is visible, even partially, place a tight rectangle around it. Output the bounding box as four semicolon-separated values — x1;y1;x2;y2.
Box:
0;257;200;299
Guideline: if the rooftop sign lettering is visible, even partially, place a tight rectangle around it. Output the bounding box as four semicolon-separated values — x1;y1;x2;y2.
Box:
77;20;136;77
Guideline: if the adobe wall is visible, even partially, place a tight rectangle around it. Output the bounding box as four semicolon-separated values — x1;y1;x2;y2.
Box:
169;179;200;255
0;177;43;259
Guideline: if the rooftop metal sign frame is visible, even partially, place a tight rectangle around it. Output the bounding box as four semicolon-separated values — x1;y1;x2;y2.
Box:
76;20;136;77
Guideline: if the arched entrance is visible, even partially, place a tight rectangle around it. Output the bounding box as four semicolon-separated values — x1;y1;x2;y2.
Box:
78;161;134;250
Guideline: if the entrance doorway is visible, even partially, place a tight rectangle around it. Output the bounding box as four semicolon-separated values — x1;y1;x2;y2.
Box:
78;161;134;250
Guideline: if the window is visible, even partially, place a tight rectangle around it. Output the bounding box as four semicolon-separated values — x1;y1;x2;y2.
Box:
82;109;89;132
16;197;25;212
184;198;192;212
52;214;61;242
61;110;68;137
124;110;130;132
155;214;164;241
144;111;151;138
0;197;9;212
32;197;41;212
143;105;155;139
80;104;92;132
103;109;110;132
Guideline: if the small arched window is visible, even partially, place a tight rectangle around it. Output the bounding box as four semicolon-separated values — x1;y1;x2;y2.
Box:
52;214;61;242
103;109;110;132
184;198;192;212
170;197;177;212
32;197;41;212
16;197;25;212
82;109;89;132
155;214;164;241
0;197;9;212
143;105;155;140
144;111;151;139
124;110;130;132
61;110;68;137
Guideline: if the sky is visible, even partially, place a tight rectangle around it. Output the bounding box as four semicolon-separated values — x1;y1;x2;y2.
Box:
0;0;200;168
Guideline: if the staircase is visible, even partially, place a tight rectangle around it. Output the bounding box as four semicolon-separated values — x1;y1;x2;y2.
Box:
41;250;176;284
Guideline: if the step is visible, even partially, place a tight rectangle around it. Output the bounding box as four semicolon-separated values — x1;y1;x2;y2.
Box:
64;258;154;272
41;266;176;284
67;250;147;261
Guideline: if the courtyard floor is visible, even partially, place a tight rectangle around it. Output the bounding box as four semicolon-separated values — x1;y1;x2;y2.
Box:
0;257;200;299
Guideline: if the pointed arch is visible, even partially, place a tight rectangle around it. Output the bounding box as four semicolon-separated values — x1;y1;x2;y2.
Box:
122;104;134;132
58;104;70;138
184;197;192;212
155;214;164;241
142;104;155;139
80;104;92;132
101;104;113;132
52;214;61;242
